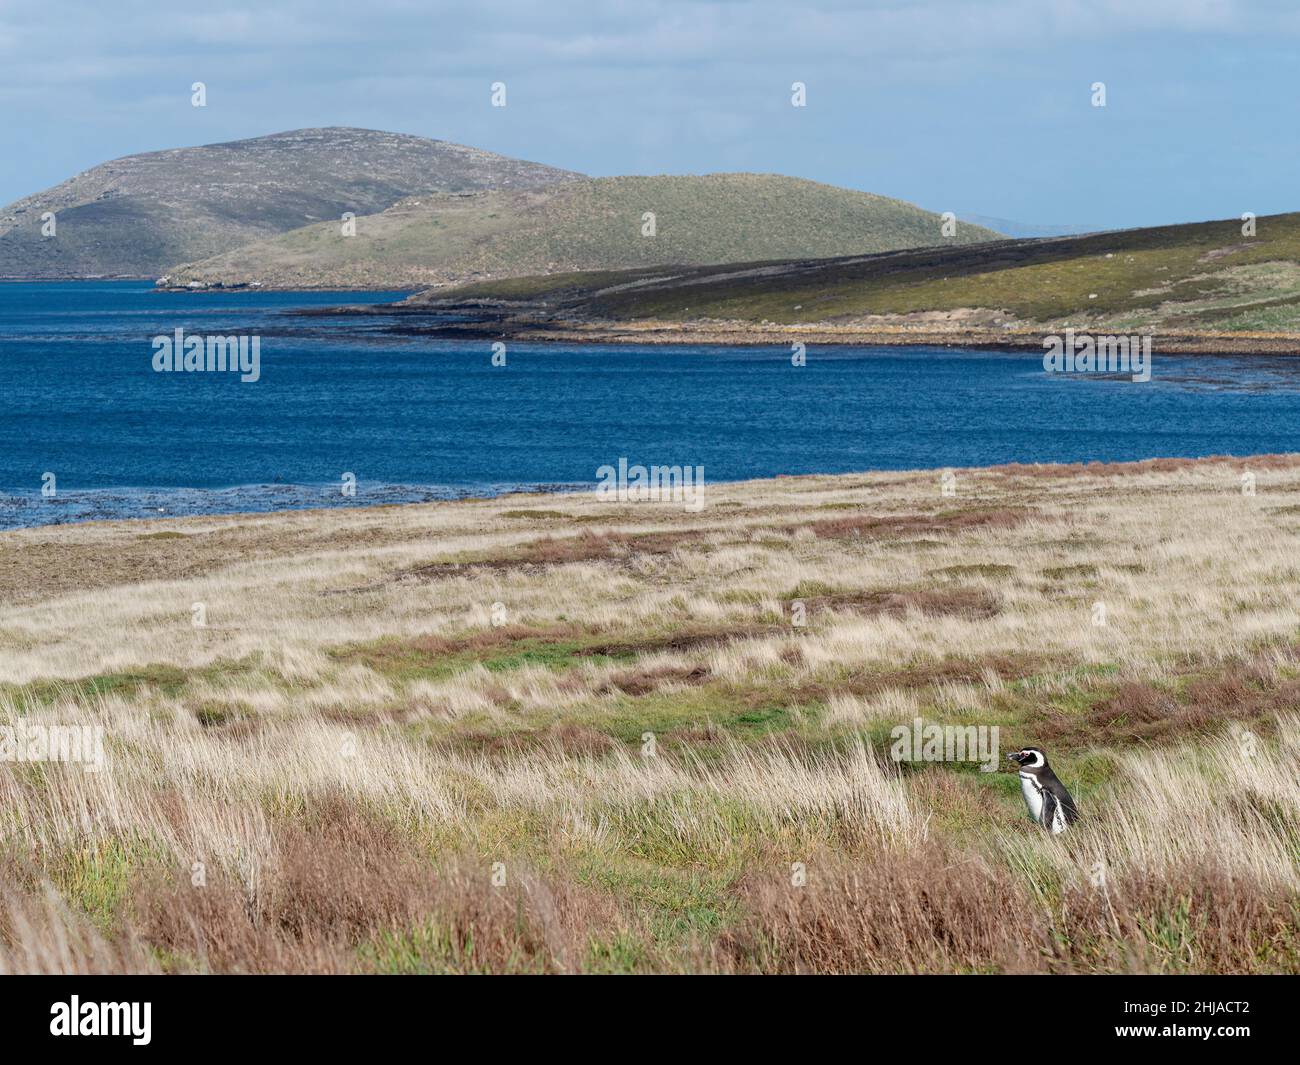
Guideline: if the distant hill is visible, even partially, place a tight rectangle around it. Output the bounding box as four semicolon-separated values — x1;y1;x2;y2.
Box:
160;174;1003;290
959;213;1100;238
418;211;1300;336
0;128;580;279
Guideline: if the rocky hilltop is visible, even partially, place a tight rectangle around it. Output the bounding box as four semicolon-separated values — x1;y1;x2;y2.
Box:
0;127;580;279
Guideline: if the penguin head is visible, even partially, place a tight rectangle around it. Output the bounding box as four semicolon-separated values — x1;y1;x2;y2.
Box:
1007;747;1047;770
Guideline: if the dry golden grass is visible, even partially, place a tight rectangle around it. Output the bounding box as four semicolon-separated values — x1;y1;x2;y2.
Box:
2;454;1300;972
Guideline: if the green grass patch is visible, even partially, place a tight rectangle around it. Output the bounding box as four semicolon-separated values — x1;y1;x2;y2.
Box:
1041;563;1100;580
931;563;1016;578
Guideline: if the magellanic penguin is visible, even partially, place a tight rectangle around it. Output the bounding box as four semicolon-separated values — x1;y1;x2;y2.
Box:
1007;747;1078;833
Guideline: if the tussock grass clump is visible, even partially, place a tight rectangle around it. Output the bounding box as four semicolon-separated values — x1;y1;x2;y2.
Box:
720;848;1300;974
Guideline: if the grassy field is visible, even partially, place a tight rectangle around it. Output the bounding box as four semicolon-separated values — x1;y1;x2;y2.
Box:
164;174;1000;290
427;210;1300;339
3;456;1300;973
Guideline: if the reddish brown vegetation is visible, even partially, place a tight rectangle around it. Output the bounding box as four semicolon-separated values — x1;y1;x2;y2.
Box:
774;653;1046;708
600;663;710;696
342;623;585;663
718;847;1300;974
719;844;1037;974
127;797;626;973
575;627;779;658
1039;665;1300;747
805;507;1036;541
393;530;705;582
995;453;1300;480
795;587;1001;620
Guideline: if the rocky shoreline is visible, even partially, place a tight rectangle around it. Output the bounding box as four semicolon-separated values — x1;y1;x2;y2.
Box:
475;320;1300;355
297;302;1300;355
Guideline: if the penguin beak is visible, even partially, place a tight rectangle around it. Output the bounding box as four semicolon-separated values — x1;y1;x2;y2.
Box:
1006;751;1021;764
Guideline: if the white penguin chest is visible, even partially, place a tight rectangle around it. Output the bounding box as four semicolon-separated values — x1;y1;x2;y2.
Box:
1019;773;1044;820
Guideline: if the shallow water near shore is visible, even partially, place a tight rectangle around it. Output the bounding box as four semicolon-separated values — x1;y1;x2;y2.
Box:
4;280;1300;530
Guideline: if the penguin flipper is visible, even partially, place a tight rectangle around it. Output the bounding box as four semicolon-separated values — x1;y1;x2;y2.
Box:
1061;789;1080;825
1040;787;1058;831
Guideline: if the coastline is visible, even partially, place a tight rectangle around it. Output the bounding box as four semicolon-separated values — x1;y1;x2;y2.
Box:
295;302;1300;355
434;318;1300;356
7;453;1300;535
17;278;1295;355
0;479;591;533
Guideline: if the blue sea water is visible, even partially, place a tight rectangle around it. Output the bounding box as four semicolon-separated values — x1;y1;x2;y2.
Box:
3;280;1300;529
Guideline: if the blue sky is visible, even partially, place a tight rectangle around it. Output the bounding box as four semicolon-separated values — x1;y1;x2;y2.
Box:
1;0;1296;229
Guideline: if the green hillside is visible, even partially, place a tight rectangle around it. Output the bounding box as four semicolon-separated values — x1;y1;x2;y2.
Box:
425;211;1300;334
161;174;1002;289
